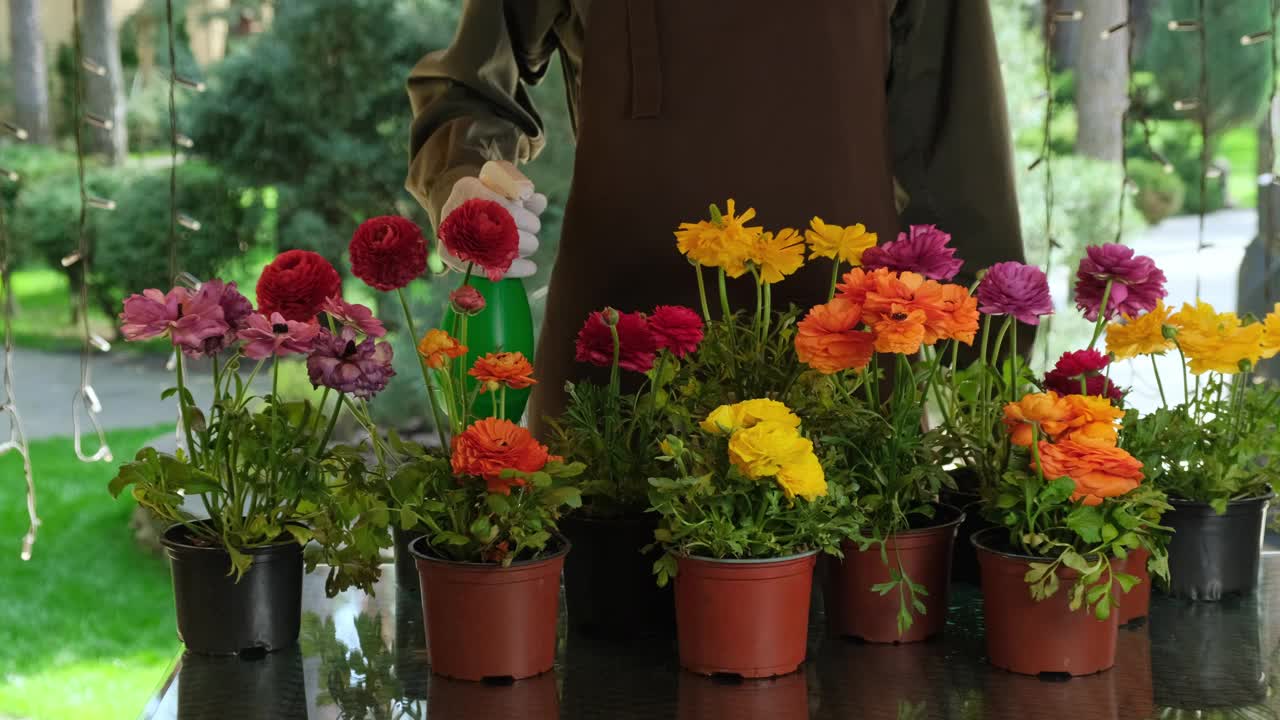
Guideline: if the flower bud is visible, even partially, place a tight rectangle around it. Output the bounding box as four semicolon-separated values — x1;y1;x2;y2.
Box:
449;285;486;316
602;307;621;327
1161;324;1179;340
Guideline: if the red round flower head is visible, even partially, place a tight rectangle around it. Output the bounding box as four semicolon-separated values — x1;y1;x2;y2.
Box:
575;309;659;373
649;305;705;358
256;250;343;323
437;199;520;282
349;215;427;291
449;285;487;316
1043;349;1126;402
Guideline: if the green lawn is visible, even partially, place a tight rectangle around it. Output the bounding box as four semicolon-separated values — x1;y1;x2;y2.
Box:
0;426;177;720
2;269;121;354
1220;125;1259;210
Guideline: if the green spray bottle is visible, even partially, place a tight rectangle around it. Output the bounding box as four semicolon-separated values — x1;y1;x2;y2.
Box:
439;276;536;421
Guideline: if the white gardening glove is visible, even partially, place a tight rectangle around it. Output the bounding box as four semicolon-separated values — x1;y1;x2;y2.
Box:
440;160;547;279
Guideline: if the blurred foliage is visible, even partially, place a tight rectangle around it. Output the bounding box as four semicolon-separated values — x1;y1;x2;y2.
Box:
1127;158;1187;225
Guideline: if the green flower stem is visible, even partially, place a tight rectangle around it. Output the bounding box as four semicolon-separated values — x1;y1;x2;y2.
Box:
1087;279;1114;350
976;315;992;427
269;358;281;489
608;323;622;396
717;268;732;320
827;260;841;301
987;317;1011;439
1151;354;1168;408
694;265;712;323
1010;322;1021;404
397;287;449;449
173;352;198;464
315;390;343;456
762;282;773;343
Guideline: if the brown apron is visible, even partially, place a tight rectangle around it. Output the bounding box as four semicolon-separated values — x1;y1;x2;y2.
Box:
530;0;900;437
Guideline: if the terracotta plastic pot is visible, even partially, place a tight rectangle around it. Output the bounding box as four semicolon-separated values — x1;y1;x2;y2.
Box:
161;522;303;655
560;511;674;639
674;551;817;678
410;535;569;681
427;671;560;720
1116;548;1151;625
1163;491;1273;601
825;504;964;643
677;670;809;720
973;528;1118;676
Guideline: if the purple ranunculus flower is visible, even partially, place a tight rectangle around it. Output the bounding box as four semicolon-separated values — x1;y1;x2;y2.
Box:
172;283;230;357
1073;244;1168;322
860;224;964;281
976;261;1055;325
306;327;395;399
321;296;386;338
120;288;186;341
238;312;321;360
197;279;255;355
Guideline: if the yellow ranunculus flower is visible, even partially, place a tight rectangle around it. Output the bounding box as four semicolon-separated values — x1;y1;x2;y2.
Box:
674;199;759;278
750;228;806;284
805;217;877;265
776;452;827;501
728;421;813;479
1105;300;1175;360
1169;301;1264;375
700;399;800;435
1262;303;1280;360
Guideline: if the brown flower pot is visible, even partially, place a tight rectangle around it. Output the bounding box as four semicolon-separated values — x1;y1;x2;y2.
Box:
677;670;809;720
825;504;964;643
973;528;1118;676
1116;548;1151;625
410;535;569;682
674;551;817;678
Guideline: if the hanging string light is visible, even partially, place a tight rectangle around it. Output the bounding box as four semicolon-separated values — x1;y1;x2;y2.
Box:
1035;0;1076;367
70;0;113;464
1110;0;1136;245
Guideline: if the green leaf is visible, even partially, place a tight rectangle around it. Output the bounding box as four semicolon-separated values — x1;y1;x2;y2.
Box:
870;580;898;596
1066;505;1105;543
995;493;1021;510
160;387;179;400
1037;476;1077;507
468;516;492;542
285;525;314;545
437;531;470;546
1100;523;1119;543
546;487;583;509
1094;594;1111;621
485;493;511;515
1210;498;1229;515
1061;550;1093;574
1114;572;1141;593
1086;583;1108;606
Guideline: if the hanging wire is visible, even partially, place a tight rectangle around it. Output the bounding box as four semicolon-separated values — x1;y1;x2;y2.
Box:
1265;0;1280;305
1195;0;1210;299
1037;0;1064;368
166;0;179;283
1113;0;1136;245
0;167;38;559
70;0;112;464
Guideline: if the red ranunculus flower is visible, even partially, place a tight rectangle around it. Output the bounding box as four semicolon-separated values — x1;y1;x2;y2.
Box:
256;250;342;323
649;305;704;358
349;215;427;291
574;309;659;373
437;199;520;282
1043;349;1125;401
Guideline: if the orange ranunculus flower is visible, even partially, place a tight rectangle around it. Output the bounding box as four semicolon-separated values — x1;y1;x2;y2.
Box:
795;298;875;373
469;351;536;390
1003;391;1075;446
1062;394;1124;428
929;284;980;345
1035;439;1144;506
861;268;929;318
450;417;551;494
1065;420;1119;449
872;305;927;354
835;267;874;306
418;329;467;369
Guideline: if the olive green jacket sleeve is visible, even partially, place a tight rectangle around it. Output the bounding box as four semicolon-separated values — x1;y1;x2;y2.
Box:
887;0;1025;277
404;1;570;227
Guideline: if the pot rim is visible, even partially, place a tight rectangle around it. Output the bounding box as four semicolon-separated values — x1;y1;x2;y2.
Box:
160;521;303;555
680;548;820;565
1168;486;1275;508
969;526;1100;564
887;502;966;538
408;532;572;568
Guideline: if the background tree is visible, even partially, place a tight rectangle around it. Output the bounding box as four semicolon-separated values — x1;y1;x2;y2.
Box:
1076;0;1129;161
9;0;53;145
82;0;130;164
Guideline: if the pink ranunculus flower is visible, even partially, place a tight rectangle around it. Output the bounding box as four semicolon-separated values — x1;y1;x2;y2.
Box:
322;296;386;338
449;285;487;316
306;327;396;399
120;288;187;341
977;262;1055;325
860;224;964;281
172;283;231;357
197;279;255;355
1074;244;1168;322
238;312;321;359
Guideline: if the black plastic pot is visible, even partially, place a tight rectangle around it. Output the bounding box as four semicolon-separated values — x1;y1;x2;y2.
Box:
1150;597;1267;709
560;512;675;640
391;525;426;594
177;645;307;719
161;523;304;655
1163;491;1273;601
941;468;992;585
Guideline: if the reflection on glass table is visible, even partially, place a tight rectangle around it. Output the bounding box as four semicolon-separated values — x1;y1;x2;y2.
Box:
140;555;1280;720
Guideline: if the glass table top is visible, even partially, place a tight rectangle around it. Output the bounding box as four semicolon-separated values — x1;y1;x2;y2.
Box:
140;552;1280;720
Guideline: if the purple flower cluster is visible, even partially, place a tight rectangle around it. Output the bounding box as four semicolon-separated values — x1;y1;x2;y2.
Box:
861;225;964;281
1073;244;1167;322
977;262;1054;325
306;327;396;399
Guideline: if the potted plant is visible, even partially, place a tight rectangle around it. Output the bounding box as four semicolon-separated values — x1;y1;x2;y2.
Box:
547;305;703;638
339;203;585;681
110;256;392;654
794;226;983;643
1107;297;1280;602
975;389;1169;675
649;399;853;678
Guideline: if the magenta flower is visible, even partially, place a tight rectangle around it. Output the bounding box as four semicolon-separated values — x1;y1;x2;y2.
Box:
977;262;1054;325
196;280;255;355
172;283;231;357
1074;244;1167;322
306;327;396;398
238;312;321;360
120;288;186;341
1043;349;1126;402
449;286;486;316
321;296;386;338
861;225;964;281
